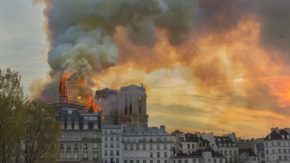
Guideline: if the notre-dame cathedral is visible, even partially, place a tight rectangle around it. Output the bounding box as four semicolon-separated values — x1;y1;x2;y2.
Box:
95;84;149;127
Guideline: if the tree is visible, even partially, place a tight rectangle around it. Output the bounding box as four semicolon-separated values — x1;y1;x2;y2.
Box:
0;68;62;163
0;68;27;162
20;100;61;163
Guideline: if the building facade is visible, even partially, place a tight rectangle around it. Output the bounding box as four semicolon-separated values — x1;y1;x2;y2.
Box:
122;126;172;163
214;136;239;163
264;128;290;163
58;107;102;163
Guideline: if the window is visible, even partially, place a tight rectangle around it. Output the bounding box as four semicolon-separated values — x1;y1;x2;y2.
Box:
229;150;232;156
117;150;120;155
157;160;160;163
105;150;107;156
150;160;153;163
225;150;227;156
117;143;119;148
93;153;97;160
94;133;98;138
193;159;196;163
164;144;167;149
272;149;274;153
116;158;119;163
178;160;181;163
117;136;119;141
279;149;281;153
220;150;223;155
74;143;78;149
84;143;88;149
185;160;188;163
125;160;128;163
124;144;127;150
219;159;222;163
234;150;236;156
110;150;113;155
278;141;281;146
60;143;63;149
285;156;287;160
137;160;140;163
164;152;167;157
111;143;114;148
150;152;153;157
130;144;133;150
143;160;146;163
157;144;160;149
137;144;139;150
150;144;153;150
188;144;190;148
284;149;286;153
143;144;146;150
105;136;108;141
165;160;167;163
67;144;71;150
213;159;216;163
192;144;194;148
157;152;160;157
105;143;108;148
111;136;114;141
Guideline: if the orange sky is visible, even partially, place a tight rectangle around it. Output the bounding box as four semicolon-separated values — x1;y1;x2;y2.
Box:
6;0;290;139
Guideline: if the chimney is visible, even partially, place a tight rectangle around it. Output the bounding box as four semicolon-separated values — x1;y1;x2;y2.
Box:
160;125;166;130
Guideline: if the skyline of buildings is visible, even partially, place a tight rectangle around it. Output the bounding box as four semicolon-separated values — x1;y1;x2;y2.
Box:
51;83;289;163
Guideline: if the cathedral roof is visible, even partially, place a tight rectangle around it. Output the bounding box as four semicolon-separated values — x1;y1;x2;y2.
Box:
120;84;145;92
95;88;118;95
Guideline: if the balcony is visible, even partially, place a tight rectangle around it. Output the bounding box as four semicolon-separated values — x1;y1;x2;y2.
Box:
83;158;88;161
59;158;80;162
60;138;81;141
81;138;102;141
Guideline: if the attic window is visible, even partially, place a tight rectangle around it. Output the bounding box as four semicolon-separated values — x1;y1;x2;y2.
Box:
288;135;290;139
218;138;220;142
282;135;285;139
268;135;271;139
68;110;72;114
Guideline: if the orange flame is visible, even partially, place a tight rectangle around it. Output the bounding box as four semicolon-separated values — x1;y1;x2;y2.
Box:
86;96;101;113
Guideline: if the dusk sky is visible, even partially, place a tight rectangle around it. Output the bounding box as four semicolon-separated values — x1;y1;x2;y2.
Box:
1;0;290;139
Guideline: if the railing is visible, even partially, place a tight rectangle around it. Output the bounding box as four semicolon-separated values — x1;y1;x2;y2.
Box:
59;158;80;161
83;158;88;161
60;138;81;141
81;138;102;141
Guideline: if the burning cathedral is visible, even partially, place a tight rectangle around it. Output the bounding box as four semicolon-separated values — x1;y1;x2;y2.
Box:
95;84;149;127
51;76;149;128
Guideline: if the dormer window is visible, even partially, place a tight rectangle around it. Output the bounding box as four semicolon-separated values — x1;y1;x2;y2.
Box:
268;135;271;139
218;138;220;142
287;135;290;139
282;135;285;139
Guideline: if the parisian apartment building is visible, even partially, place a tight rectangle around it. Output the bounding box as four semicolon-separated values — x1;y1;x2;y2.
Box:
52;83;290;163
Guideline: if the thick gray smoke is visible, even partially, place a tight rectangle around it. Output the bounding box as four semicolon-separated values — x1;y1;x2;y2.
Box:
38;0;196;101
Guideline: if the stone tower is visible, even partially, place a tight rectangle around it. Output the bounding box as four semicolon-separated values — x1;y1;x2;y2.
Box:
118;84;148;127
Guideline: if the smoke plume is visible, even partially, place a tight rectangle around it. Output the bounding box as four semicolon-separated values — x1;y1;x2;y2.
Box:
33;0;290;136
36;0;196;101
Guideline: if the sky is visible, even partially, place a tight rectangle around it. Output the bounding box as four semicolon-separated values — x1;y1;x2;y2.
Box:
1;0;290;139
